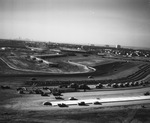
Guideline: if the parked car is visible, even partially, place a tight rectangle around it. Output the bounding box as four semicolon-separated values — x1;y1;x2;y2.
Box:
55;96;64;100
95;83;103;89
134;82;139;86
68;83;79;89
53;92;62;96
33;88;43;94
58;103;68;107
1;85;11;89
93;101;102;105
111;83;118;88
118;83;124;87
69;97;78;100
144;92;150;96
41;93;49;96
18;90;25;94
43;101;52;106
138;81;143;85
79;84;90;90
106;83;111;87
43;87;50;90
129;82;134;86
124;82;129;87
78;101;86;106
58;85;68;88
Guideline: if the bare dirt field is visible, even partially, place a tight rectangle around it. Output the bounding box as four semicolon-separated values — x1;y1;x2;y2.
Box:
1;76;150;123
1;85;150;123
1;50;150;123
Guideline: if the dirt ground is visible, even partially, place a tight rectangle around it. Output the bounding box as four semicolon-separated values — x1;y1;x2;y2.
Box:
1;77;150;123
1;98;150;123
1;54;150;123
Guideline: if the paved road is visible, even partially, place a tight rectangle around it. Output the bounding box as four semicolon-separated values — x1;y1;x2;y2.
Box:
41;86;150;108
50;95;150;106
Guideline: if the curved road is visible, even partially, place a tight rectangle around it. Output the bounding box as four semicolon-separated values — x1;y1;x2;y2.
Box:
0;57;94;75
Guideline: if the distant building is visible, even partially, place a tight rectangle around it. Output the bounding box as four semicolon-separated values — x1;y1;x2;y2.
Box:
90;44;95;46
116;45;121;49
105;45;109;48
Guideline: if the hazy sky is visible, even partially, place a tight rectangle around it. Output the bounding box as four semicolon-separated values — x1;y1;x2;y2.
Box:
0;0;150;47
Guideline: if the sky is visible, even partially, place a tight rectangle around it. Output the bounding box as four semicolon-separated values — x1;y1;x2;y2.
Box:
0;0;150;48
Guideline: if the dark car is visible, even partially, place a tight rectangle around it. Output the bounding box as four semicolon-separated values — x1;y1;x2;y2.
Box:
93;101;102;105
144;92;150;96
118;83;124;87
58;103;68;107
53;92;62;96
124;82;129;87
43;102;52;106
55;96;64;100
79;84;90;90
41;93;49;96
95;83;103;89
68;83;79;89
1;85;11;89
58;85;68;88
78;101;86;106
111;83;118;88
69;97;78;100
